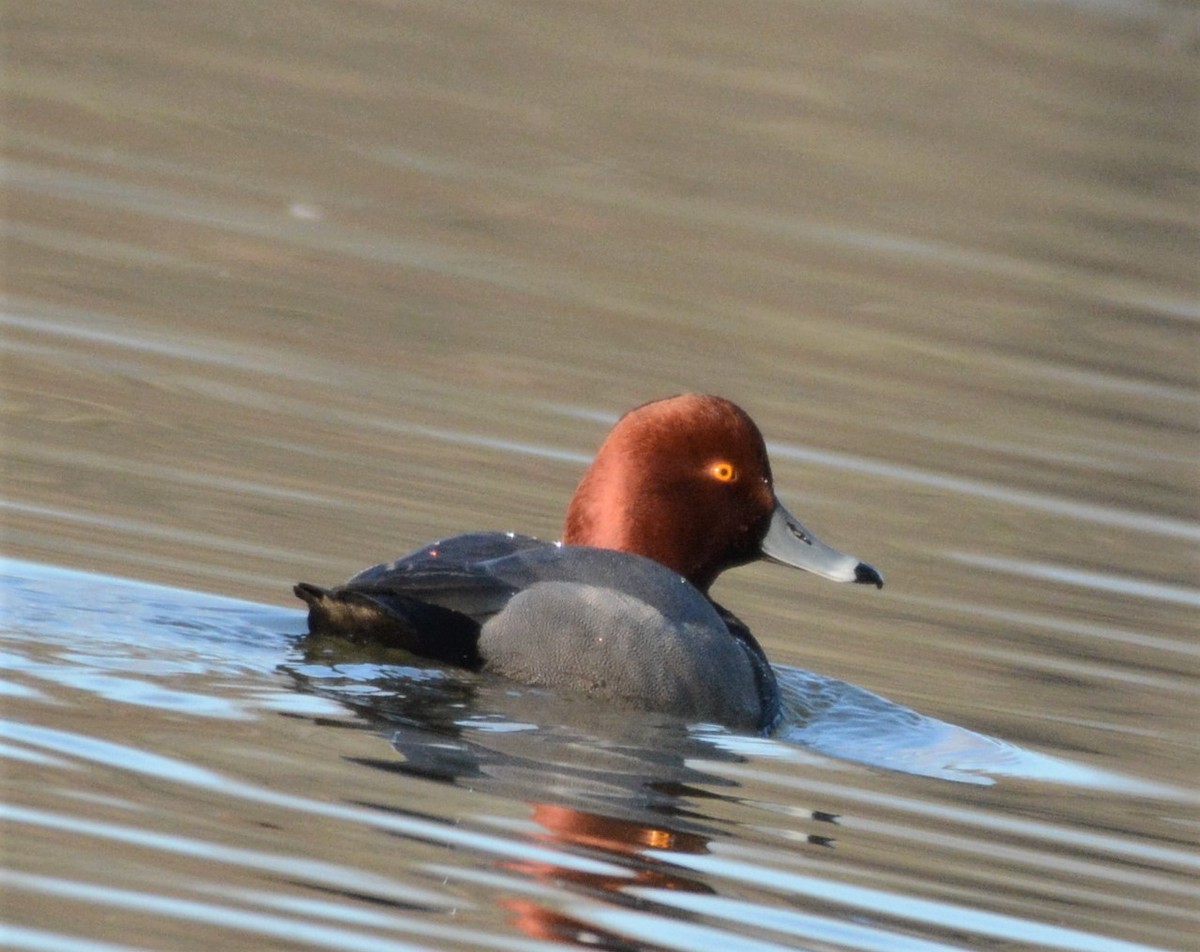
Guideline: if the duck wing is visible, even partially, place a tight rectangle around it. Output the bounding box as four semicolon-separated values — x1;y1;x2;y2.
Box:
295;532;551;667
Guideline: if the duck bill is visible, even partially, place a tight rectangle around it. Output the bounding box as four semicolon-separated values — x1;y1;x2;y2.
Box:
760;500;884;588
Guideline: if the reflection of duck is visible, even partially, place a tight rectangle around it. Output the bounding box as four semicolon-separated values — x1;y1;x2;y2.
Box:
499;801;839;944
500;802;715;945
529;803;708;854
296;394;882;732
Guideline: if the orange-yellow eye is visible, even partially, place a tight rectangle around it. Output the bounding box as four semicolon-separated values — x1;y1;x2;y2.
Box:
710;461;737;483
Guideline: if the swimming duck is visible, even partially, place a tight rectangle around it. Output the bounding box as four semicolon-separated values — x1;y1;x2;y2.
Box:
295;394;882;731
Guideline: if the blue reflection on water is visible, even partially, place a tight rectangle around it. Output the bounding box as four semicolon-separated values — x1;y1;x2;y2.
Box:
0;557;1175;793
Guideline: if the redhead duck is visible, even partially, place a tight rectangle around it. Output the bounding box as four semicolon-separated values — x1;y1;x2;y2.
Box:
295;394;882;732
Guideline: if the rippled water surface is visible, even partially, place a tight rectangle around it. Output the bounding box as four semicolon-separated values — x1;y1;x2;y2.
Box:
4;1;1198;949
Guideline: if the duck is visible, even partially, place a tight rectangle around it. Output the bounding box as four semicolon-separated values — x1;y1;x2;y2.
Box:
295;394;882;732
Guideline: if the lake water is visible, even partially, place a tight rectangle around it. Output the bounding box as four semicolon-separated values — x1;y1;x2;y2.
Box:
4;1;1198;949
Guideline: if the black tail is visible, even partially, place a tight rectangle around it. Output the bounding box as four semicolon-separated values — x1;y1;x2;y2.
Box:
294;580;483;668
293;582;330;608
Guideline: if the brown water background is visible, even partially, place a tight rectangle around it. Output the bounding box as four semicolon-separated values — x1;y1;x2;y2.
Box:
4;2;1199;950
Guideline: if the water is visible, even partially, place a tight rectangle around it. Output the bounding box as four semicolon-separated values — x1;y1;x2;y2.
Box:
4;0;1198;949
3;560;1195;950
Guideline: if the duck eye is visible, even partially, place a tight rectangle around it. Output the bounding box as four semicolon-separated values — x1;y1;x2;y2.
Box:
710;461;737;483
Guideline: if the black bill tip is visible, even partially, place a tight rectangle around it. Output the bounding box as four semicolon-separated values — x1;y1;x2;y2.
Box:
854;562;884;589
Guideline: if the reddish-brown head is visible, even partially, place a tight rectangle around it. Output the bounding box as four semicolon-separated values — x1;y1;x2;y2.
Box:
562;394;778;591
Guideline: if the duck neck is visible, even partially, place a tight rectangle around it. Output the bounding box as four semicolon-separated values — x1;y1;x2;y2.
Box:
562;464;633;552
563;470;715;592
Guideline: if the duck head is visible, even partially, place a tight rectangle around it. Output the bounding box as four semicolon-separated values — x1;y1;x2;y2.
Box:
563;393;884;593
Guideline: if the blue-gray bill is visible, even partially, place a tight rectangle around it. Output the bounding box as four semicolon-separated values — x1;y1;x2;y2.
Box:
760;500;884;589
